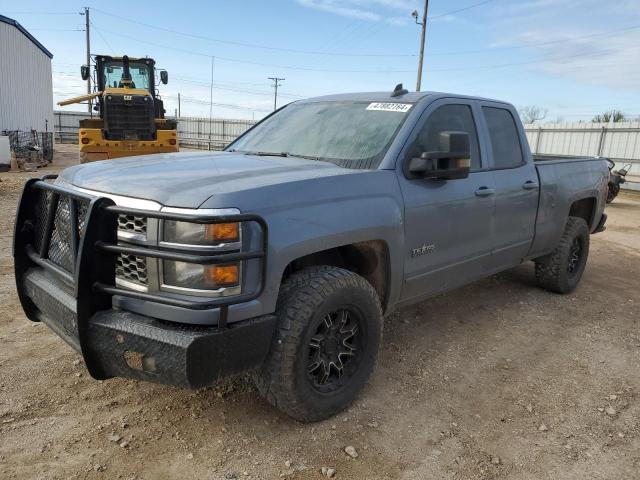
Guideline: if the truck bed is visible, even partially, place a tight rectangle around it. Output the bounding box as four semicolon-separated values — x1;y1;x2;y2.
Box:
528;155;609;258
533;154;602;164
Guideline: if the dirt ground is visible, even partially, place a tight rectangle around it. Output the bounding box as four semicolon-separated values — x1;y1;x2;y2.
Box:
1;145;639;480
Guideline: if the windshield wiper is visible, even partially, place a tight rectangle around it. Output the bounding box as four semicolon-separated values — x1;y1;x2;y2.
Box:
236;150;290;157
234;150;325;161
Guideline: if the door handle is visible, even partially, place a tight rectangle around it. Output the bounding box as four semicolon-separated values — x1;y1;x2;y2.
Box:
522;181;539;190
475;186;495;197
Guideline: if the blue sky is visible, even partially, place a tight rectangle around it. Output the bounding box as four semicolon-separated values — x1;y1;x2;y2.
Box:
3;0;640;121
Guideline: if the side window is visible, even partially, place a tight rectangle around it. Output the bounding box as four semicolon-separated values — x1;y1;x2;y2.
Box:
408;104;481;171
482;107;524;169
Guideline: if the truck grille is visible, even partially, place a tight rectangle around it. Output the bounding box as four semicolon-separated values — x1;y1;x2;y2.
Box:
115;253;148;286
116;215;148;288
117;214;147;235
33;189;148;289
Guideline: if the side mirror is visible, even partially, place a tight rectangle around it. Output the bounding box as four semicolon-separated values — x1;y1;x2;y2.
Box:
80;65;90;81
409;131;471;180
160;70;168;85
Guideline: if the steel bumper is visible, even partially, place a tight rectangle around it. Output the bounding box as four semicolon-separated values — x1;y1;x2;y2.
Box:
25;268;276;388
14;177;273;388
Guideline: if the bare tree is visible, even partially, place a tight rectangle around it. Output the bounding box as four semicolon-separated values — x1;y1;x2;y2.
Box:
519;105;548;124
592;110;625;123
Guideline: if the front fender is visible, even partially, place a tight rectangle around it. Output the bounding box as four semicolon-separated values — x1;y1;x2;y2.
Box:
261;194;404;315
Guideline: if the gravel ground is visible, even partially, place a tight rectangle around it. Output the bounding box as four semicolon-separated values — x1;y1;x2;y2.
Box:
1;145;639;479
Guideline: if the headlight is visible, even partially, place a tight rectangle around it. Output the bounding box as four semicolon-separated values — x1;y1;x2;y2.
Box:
163;221;239;245
163;261;240;290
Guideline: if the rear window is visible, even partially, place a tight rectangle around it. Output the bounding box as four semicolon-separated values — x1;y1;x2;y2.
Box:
482;107;524;169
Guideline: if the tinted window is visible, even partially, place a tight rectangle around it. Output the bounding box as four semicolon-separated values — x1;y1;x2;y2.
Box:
409;104;481;170
483;107;524;169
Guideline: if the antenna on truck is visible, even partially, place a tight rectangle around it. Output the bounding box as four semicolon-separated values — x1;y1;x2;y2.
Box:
391;83;409;97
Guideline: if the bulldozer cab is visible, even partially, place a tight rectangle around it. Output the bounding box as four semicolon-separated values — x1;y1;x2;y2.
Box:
95;56;157;94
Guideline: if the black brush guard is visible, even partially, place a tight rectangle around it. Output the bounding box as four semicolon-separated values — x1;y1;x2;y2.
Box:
13;177;276;388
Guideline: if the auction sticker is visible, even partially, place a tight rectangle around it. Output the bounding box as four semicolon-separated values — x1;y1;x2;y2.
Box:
366;102;412;112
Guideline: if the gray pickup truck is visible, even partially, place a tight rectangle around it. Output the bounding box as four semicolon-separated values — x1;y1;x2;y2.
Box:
14;87;608;421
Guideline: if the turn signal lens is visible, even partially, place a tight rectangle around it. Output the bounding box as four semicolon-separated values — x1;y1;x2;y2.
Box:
163;221;240;245
205;223;239;242
205;264;239;286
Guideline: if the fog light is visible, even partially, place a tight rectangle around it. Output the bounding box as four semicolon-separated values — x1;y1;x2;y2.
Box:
169;138;177;145
81;137;90;144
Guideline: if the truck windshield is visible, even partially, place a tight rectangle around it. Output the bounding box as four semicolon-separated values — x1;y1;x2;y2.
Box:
101;61;151;91
228;101;413;169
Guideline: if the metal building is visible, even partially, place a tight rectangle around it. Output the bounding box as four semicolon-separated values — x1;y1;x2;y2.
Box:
0;15;54;133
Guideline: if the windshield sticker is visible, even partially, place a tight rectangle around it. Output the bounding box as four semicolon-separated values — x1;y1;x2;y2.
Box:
366;102;412;113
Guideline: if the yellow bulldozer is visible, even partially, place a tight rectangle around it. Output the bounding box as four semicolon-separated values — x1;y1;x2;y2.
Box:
58;55;179;163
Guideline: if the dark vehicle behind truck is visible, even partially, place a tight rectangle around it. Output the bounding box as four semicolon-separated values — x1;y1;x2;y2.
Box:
14;88;608;421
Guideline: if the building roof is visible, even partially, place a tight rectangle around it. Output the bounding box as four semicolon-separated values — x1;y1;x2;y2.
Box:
0;14;53;59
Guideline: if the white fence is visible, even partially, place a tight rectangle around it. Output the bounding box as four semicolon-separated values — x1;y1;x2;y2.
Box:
524;122;640;191
53;111;255;150
54;112;640;191
175;116;255;150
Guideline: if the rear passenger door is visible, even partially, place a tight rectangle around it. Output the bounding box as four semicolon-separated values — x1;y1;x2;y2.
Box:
479;103;539;271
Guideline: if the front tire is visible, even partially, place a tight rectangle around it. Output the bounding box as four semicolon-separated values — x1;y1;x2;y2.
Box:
534;216;590;294
254;266;382;422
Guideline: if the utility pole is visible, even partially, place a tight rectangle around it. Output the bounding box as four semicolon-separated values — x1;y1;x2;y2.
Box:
412;0;429;92
177;92;181;118
268;77;285;111
209;57;215;150
83;7;91;112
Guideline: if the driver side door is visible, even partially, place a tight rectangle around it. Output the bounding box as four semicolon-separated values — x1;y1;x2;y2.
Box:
398;99;496;303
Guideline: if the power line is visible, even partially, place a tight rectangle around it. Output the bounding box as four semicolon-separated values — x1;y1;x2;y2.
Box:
90;21;116;55
430;0;497;20
89;28;417;73
427;24;640;56
91;7;415;58
25;28;83;31
172;76;303;99
69;26;632;76
164;94;271;113
2;11;78;15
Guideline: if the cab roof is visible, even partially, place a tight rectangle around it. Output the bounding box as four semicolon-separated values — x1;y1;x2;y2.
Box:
297;90;511;106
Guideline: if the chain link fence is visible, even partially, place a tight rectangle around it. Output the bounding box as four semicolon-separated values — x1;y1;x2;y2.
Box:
1;130;53;163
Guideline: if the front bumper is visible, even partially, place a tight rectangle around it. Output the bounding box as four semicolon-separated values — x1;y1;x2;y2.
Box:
14;177;273;388
25;267;276;387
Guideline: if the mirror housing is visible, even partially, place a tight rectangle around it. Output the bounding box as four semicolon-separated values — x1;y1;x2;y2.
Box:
160;70;168;85
409;131;471;180
80;65;90;81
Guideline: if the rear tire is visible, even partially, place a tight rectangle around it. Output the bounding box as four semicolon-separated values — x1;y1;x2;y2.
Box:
606;184;619;203
534;216;590;294
254;266;382;422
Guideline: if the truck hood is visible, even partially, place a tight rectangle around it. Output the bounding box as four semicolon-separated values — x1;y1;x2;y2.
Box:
59;151;355;208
